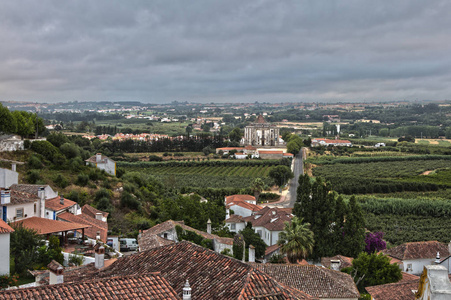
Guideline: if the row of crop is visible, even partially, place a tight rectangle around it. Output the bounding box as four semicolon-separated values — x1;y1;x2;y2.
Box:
313;159;451;179
306;154;451;165
328;176;441;194
358;196;451;217
127;165;271;178
118;158;290;168
365;213;451;246
150;174;274;190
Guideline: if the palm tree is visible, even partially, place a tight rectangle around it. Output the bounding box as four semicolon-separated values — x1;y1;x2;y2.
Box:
251;178;265;201
278;217;314;263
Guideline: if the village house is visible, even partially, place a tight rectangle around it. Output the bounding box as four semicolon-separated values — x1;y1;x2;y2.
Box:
0;220;14;276
0;135;24;152
0;164;19;189
85;153;116;176
382;241;450;275
138;220;234;255
226;206;293;246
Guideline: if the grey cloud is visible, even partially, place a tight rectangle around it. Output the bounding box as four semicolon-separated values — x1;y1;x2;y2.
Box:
0;0;450;102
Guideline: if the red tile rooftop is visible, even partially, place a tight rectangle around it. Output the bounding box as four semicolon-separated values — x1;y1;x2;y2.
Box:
13;217;91;235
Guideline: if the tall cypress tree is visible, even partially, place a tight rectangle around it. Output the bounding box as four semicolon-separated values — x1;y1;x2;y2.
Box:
342;196;366;258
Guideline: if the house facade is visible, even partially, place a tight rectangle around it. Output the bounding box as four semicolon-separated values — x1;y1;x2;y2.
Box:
0;220;14;276
226;207;293;246
383;241;451;275
85;153;116;176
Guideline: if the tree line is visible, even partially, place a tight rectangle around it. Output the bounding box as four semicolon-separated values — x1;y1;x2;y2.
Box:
0;104;46;138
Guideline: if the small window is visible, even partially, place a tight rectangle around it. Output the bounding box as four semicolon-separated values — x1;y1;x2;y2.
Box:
16;208;24;218
407;264;413;271
34;204;37;213
231;224;236;230
257;230;262;237
163;233;168;239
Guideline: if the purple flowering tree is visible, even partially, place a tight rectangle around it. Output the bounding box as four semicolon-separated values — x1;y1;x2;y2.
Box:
364;232;386;254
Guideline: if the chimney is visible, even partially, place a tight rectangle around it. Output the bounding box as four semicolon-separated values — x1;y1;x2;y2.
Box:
435;252;441;264
249;245;255;263
330;259;341;271
96;153;102;163
38;187;45;218
225;209;230;219
95;244;105;269
11;163;16;172
96;231;101;241
182;280;192;300
207;219;212;234
448;241;451;255
96;212;103;221
59;196;64;206
48;260;64;285
0;189;10;205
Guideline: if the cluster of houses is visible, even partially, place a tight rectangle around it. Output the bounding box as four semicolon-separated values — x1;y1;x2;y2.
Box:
0;164;111;276
310;138;352;147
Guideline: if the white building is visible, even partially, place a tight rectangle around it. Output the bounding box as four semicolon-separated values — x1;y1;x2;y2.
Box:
0;220;14;275
226;206;293;246
383;241;451;275
0;165;19;189
85;153;116;176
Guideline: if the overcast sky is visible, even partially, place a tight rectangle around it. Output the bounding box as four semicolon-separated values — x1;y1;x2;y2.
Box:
1;1;450;103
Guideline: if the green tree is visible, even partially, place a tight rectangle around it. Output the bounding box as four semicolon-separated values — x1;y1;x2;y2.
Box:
286;134;303;155
185;125;193;136
278;217;314;263
268;165;294;191
60;143;80;159
12;111;34;139
250;178;265;201
37;235;64;267
240;222;267;259
229;127;243;143
0;104;16;133
342;252;402;293
294;176;338;259
341;196;366;258
10;223;44;276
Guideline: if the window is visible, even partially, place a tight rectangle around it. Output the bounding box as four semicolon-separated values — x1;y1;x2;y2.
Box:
257;230;262;237
231;224;236;230
34;204;37;213
16;208;24;218
163;233;168;239
406;264;413;272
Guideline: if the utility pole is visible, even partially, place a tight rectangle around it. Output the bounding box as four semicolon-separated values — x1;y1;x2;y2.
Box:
35;113;38;139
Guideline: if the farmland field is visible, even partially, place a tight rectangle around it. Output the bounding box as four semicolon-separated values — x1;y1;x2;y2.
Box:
309;151;451;246
119;160;286;189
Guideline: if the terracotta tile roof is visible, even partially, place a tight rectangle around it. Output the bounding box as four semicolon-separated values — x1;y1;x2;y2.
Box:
259;150;284;155
97;241;315;299
321;255;354;270
366;279;418;300
0;219;14;234
225;194;256;205
225;214;246;223
249;263;360;299
9;184;49;196
215;237;234;245
216;147;244;151
227;201;263;212
383;241;450;260
138;234;175;251
82;204;109;219
13;217;91;235
244;207;293;231
0;273;179;300
400;272;420;282
140;220;228;251
283;153;294;157
255;115;267;124
45;196;77;212
58;212;108;242
244;145;256;150
265;244;281;256
2;189;39;206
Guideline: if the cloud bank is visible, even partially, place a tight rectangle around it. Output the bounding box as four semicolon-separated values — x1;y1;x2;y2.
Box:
0;1;450;103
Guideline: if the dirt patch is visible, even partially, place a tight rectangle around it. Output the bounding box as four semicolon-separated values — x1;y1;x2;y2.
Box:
421;170;434;175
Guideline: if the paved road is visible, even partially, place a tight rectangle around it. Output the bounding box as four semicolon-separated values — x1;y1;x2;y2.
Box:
282;148;304;208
